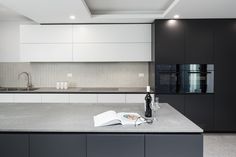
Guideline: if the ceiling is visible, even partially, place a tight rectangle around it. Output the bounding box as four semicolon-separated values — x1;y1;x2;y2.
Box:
85;0;174;14
0;0;235;23
0;3;30;21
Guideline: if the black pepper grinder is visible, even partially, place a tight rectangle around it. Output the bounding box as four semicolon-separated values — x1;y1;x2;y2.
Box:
145;86;152;118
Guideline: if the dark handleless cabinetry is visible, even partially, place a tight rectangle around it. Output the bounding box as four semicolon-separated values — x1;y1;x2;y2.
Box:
151;19;236;132
30;134;86;157
158;95;185;114
214;20;236;131
145;134;203;157
0;134;29;157
185;20;214;63
87;134;144;157
185;95;214;131
154;20;185;63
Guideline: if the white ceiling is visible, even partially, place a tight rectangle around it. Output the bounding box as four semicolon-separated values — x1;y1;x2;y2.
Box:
85;0;174;14
0;3;31;21
0;0;235;23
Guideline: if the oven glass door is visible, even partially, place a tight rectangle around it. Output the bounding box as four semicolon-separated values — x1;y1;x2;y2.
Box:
184;64;214;93
156;65;184;94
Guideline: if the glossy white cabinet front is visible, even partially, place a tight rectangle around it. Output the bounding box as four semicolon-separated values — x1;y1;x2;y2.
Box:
97;94;126;103
20;44;73;62
69;94;97;103
73;24;151;43
13;94;41;103
20;24;151;62
0;94;14;103
0;94;149;103
41;94;69;103
73;43;151;62
20;25;73;43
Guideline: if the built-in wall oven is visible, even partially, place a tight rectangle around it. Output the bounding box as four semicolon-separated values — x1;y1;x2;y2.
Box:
156;64;214;94
156;64;185;94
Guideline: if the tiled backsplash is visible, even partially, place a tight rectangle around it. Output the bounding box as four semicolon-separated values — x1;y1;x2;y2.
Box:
0;63;148;88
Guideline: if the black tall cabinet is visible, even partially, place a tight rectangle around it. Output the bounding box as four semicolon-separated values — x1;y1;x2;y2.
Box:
155;20;185;64
185;20;214;64
151;19;236;132
214;20;236;131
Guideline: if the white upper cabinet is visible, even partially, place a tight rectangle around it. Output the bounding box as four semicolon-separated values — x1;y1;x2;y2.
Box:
20;25;73;62
20;25;73;43
73;24;151;43
73;24;151;62
73;43;151;62
20;24;151;62
20;44;73;62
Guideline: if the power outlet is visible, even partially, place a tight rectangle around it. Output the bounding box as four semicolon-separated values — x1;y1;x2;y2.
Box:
67;73;73;78
138;73;145;78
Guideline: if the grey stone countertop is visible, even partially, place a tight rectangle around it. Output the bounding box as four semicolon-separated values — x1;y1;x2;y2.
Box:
0;103;203;133
0;87;153;94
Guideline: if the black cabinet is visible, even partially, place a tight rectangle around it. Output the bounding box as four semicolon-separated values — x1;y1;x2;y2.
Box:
30;134;86;157
154;20;214;64
145;134;203;157
185;95;214;131
0;134;29;157
87;134;144;157
214;20;236;131
155;20;185;64
158;95;185;114
185;20;214;63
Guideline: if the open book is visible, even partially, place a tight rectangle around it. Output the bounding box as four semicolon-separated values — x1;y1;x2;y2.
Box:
94;110;145;127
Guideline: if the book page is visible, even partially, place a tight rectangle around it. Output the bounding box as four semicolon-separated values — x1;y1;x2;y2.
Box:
94;110;121;127
117;112;145;125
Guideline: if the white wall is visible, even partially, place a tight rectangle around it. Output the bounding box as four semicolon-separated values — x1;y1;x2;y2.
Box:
0;21;35;62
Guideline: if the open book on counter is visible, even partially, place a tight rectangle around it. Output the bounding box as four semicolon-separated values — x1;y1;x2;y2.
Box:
94;110;145;127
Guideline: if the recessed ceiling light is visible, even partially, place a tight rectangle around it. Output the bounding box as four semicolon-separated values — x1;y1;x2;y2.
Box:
173;15;180;19
69;15;76;20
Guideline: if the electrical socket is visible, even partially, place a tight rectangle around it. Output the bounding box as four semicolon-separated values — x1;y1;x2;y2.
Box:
138;73;144;77
67;73;73;78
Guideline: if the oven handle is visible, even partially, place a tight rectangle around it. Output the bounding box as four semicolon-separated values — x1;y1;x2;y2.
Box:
187;72;212;74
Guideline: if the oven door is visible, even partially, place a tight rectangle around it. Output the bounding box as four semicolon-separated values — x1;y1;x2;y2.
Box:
156;71;183;94
184;64;214;93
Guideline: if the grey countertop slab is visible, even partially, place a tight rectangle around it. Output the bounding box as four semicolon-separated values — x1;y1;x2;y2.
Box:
0;87;153;94
0;103;203;133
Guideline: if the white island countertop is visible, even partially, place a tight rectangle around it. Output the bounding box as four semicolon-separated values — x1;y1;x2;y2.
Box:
0;103;203;133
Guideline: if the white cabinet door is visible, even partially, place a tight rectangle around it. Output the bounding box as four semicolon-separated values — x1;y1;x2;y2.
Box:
0;94;14;103
20;25;73;43
126;94;154;103
13;94;41;103
73;43;151;62
69;94;97;103
126;94;146;103
73;24;151;43
97;94;126;103
41;94;69;103
20;44;73;62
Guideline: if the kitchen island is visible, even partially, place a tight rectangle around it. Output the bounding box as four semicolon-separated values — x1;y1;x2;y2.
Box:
0;103;203;157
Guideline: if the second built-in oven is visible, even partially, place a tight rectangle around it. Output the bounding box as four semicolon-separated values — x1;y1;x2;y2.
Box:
156;64;214;94
184;64;214;93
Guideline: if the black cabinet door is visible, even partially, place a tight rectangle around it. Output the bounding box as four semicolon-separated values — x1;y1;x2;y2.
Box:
155;20;185;64
214;20;236;131
185;20;214;63
0;134;29;157
158;95;185;114
185;95;214;131
146;134;203;157
30;134;86;157
87;134;144;157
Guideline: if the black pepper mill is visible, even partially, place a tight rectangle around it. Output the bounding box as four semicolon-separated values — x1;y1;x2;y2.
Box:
145;86;152;118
